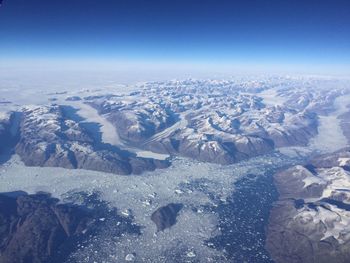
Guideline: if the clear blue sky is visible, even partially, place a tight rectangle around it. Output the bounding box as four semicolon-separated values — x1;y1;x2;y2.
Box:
0;0;349;74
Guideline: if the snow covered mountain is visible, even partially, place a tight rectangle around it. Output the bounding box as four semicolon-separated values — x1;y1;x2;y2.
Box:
85;78;340;165
0;77;348;174
15;105;169;174
267;148;350;263
0;76;350;262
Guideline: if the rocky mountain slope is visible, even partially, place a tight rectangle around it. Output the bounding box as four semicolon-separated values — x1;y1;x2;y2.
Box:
0;111;20;152
0;191;142;263
85;79;338;164
0;192;93;263
266;148;350;263
0;77;348;173
15;105;169;175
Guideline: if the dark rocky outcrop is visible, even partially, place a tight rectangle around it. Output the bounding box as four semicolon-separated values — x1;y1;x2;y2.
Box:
151;203;183;231
0;192;93;263
0;191;142;263
0;112;20;152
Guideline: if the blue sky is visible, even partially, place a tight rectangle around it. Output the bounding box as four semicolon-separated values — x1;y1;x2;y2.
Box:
0;0;349;74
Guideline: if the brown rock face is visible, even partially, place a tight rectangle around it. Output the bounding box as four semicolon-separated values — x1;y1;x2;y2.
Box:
151;203;183;232
0;192;93;263
266;148;350;263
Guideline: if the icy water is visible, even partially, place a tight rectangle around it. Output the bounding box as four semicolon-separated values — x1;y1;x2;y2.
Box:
0;86;317;262
209;172;278;262
207;155;302;262
1;77;349;261
0;151;300;262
